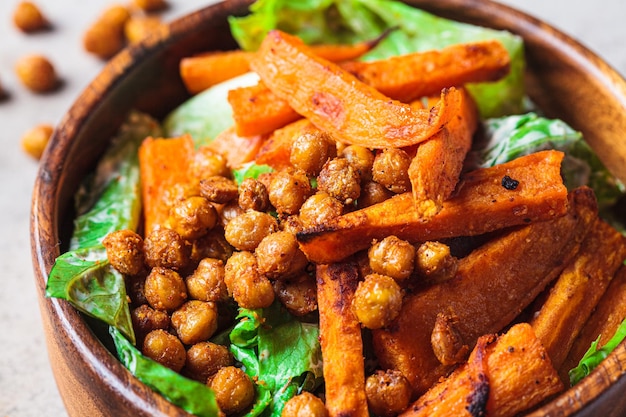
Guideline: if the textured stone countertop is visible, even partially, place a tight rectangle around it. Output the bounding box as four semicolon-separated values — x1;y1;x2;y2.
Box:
1;0;624;416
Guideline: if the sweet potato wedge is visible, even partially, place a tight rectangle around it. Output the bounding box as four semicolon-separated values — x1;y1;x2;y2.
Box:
530;218;626;369
402;323;563;417
138;135;195;233
297;150;569;264
408;87;479;219
254;118;318;170
207;126;267;169
250;30;456;149
372;187;597;396
316;263;369;417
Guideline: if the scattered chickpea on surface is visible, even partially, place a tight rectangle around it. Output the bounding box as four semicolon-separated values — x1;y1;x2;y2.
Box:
124;16;165;44
83;4;130;59
15;54;58;93
13;1;49;33
131;0;168;13
20;123;53;159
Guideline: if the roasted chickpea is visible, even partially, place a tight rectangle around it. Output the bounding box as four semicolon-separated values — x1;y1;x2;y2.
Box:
131;304;170;345
372;148;411;193
357;181;393;209
368;236;415;282
186;258;228;302
13;1;49;32
365;369;412;417
168;196;218;240
224;251;275;309
224;211;278;251
353;273;403;329
185;341;233;383
142;329;186;372
341;144;374;182
415;241;459;283
82;5;130;59
131;0;168;12
219;200;245;229
124;16;164;44
281;392;328;417
20;123;53;160
255;231;308;280
190;228;233;264
299;191;344;228
189;146;230;180
15;54;58;93
161;182;200;209
199;176;239;204
103;229;145;276
431;312;469;365
171;300;218;345
238;178;270;212
144;227;190;270
317;158;361;205
209;366;255;415
268;169;313;215
273;272;318;317
144;267;187;312
289;130;336;176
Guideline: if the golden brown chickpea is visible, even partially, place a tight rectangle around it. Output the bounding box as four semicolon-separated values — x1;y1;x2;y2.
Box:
131;304;170;345
124;16;164;44
255;231;308;280
131;0;168;12
357;181;393;209
299;191;344;228
83;5;130;59
341;144;374;182
199;176;239;204
317;158;361;205
185;341;233;383
219;200;245;229
144;227;190;270
289;131;336;176
273;272;318;317
281;392;328;417
365;369;412;417
20;123;53;160
372;148;412;194
186;258;228;302
189;146;230;180
190;228;234;264
103;229;145;276
161;182;200;209
224;211;278;251
368;236;415;282
353;273;403;329
268;169;313;215
144;267;187;312
13;1;49;32
415;241;459;284
224;251;275;309
238;178;270;212
15;54;58;93
168;196;218;240
209;366;255;415
171;300;218;345
142;329;186;372
431;312;469;366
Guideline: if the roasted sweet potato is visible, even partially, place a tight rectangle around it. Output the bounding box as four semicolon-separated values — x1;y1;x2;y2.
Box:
316;263;369;417
530;218;626;369
372;187;597;396
250;30;457;149
402;323;563;417
297;150;569;264
254;118;318;170
207;126;267;169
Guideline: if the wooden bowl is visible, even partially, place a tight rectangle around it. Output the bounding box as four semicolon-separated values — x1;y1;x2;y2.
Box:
30;0;626;416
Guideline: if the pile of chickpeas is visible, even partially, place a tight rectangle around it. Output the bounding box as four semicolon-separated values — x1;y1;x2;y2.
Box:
103;128;460;416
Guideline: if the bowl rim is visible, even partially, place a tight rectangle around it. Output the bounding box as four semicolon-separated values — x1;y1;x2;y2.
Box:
30;0;626;416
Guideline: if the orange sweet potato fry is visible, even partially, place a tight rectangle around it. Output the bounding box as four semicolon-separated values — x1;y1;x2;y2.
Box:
180;50;254;94
408;87;479;219
372;187;597;396
316;263;369;417
402;323;563;417
530;218;626;369
254;118;318;170
250;30;455;148
207;126;267;168
297;150;569;264
138;135;195;233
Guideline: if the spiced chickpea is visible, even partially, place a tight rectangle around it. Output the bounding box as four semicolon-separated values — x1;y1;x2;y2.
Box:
185;341;233;383
124;16;164;44
365;369;412;417
162;182;200;209
209;366;255;415
186;258;228;302
238;178;270;212
13;1;49;33
144;267;187;312
317;158;361;205
372;148;412;193
281;392;328;417
431;312;469;365
224;251;275;309
103;229;145;276
357;181;393;209
171;300;218;345
341;144;374;182
268;169;313;215
289;131;336;176
20;123;53;160
131;0;168;12
415;241;459;283
219;201;245;229
83;5;130;59
255;231;308;280
142;329;186;372
131;304;170;345
190;228;233;264
168;196;218;240
144;227;190;270
368;236;416;282
299;191;344;228
15;54;58;93
199;176;239;204
224;210;278;251
273;272;318;317
189;146;230;180
353;273;403;329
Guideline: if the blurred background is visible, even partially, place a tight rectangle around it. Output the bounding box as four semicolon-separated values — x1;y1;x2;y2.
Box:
0;0;624;415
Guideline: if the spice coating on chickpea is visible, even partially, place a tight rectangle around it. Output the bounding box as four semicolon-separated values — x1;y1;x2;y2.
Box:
372;148;412;194
299;191;344;228
281;391;328;417
268;169;313;215
144;267;188;312
171;300;218;345
103;229;145;276
144;228;190;270
341;144;375;182
353;273;403;329
431;312;469;366
142;329;186;372
199;176;239;204
290;131;336;176
168;196;218;240
190;228;234;264
20;123;53;160
186;258;228;302
415;241;459;284
365;369;412;417
317;157;361;204
185;341;233;383
15;55;58;93
13;1;49;32
368;236;416;281
224;251;275;309
209;366;255;415
273;272;318;317
255;231;308;280
189;146;230;180
238;178;270;212
131;304;170;346
224;210;278;251
357;181;393;209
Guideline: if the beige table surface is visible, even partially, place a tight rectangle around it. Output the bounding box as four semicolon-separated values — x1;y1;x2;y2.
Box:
1;0;625;416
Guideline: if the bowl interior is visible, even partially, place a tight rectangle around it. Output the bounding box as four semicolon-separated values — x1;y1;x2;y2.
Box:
31;0;626;416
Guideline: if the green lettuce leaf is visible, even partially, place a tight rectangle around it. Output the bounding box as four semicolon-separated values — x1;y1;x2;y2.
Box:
110;327;220;417
228;0;525;117
233;162;274;185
